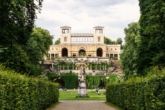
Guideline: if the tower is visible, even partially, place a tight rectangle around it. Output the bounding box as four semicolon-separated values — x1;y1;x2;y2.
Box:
93;26;104;44
60;26;71;44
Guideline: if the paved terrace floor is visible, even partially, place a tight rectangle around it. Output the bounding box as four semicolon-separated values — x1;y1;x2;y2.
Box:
47;100;120;110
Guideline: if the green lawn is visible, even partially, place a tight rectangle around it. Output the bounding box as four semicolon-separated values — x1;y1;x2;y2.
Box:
59;89;106;100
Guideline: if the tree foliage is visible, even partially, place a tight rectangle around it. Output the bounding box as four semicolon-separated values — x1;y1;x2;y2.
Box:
138;0;165;74
0;0;43;75
27;27;53;64
122;0;165;76
0;46;7;53
104;37;122;45
0;0;43;47
104;37;113;44
55;38;60;44
116;38;122;44
121;22;141;77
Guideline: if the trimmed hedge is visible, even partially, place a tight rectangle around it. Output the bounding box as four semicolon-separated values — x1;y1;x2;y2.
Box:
86;75;106;89
86;74;120;89
106;67;165;110
0;64;59;110
60;72;78;89
46;72;59;81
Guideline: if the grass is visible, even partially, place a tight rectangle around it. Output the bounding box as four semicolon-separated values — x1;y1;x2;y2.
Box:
59;89;106;100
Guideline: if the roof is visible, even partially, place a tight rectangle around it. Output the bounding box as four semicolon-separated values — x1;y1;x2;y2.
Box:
71;33;93;36
60;26;71;28
93;26;104;28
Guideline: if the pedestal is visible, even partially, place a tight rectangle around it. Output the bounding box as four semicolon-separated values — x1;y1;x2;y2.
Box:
76;80;89;98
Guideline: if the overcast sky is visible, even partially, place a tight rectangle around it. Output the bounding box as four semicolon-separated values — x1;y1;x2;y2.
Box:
35;0;140;43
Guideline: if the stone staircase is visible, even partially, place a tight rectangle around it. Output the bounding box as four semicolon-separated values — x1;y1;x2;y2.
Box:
108;60;124;81
111;60;122;73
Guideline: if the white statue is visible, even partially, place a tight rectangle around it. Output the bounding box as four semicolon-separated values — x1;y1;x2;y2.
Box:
77;65;89;98
79;65;85;80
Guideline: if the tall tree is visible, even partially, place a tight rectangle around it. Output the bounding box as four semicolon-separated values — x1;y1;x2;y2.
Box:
0;0;43;74
138;0;165;74
0;0;43;47
27;27;53;65
121;22;141;77
25;27;53;76
55;38;60;44
104;37;113;44
116;38;123;45
0;46;7;53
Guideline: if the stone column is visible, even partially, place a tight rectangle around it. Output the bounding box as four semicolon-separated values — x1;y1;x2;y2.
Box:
59;52;61;57
118;54;120;60
68;52;71;57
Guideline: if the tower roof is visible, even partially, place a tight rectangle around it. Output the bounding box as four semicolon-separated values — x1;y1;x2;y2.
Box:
94;26;104;28
60;26;71;28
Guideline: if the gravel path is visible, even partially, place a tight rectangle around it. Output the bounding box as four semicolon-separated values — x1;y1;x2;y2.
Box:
48;100;119;110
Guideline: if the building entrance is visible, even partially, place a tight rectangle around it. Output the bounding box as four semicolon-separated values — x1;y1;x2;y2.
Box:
97;48;103;57
79;49;86;56
62;48;68;57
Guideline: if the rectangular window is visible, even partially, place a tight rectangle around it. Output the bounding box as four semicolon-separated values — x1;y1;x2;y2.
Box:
75;37;77;42
96;29;99;34
82;37;85;42
87;37;90;42
80;37;82;41
91;37;94;42
65;30;67;34
98;37;100;42
71;37;73;42
110;54;113;59
64;29;68;34
62;29;65;34
64;37;67;42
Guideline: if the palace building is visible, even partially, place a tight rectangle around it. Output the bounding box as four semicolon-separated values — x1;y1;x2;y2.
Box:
46;26;121;60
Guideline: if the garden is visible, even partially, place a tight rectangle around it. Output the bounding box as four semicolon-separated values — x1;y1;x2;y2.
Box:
46;71;120;89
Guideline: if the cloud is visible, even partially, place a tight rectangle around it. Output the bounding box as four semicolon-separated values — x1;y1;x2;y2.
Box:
35;0;140;42
73;0;132;7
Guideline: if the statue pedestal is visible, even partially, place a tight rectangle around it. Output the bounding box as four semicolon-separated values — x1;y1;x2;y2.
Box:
76;80;89;98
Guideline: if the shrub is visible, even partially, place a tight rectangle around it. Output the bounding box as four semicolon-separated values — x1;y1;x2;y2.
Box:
0;64;59;110
106;67;165;110
46;72;59;81
60;72;78;89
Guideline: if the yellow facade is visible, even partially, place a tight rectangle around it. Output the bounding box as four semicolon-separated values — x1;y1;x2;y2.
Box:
47;26;121;60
